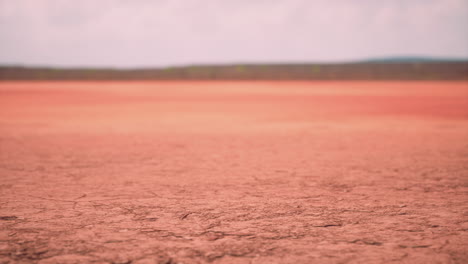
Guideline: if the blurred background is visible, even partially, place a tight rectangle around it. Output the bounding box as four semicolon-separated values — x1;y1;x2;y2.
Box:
1;0;467;79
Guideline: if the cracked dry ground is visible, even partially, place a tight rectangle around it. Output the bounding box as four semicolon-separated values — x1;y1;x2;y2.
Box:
0;81;467;264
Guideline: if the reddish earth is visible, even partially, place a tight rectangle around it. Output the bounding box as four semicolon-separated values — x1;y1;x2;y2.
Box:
0;81;467;264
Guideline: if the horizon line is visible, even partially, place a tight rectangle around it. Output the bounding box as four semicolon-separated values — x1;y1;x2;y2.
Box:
1;56;468;70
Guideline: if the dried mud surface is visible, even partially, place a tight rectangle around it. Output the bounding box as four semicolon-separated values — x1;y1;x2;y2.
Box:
0;81;467;264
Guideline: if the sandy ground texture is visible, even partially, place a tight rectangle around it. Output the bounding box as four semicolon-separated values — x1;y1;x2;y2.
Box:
0;81;467;264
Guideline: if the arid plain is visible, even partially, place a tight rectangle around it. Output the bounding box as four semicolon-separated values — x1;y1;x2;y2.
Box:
0;81;467;264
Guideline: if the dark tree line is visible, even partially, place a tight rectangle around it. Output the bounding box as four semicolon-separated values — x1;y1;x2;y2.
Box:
1;62;467;80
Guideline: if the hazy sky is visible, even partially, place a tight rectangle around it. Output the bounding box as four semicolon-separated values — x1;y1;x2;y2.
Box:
1;0;467;68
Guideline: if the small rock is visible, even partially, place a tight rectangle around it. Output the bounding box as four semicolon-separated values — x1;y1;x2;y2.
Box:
205;251;224;261
203;231;224;241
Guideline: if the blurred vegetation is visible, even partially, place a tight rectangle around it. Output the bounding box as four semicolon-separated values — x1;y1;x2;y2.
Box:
312;65;321;74
0;62;467;80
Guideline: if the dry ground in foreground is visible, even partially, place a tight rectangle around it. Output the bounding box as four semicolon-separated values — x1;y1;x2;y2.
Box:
0;81;467;264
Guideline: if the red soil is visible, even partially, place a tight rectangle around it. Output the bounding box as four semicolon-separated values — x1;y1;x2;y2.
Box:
0;81;467;264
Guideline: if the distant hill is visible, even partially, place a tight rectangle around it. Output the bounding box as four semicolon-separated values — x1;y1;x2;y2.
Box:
360;56;468;63
1;60;467;80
